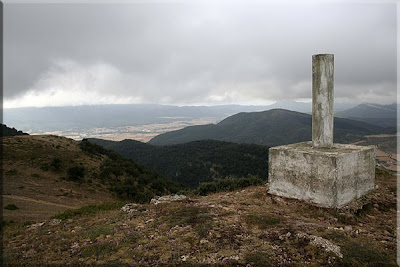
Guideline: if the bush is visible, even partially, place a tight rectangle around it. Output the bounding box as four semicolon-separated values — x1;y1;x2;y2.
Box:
40;164;49;171
67;166;85;181
245;251;274;267
245;214;282;229
4;204;19;211
339;238;395;266
194;176;264;196
50;157;62;172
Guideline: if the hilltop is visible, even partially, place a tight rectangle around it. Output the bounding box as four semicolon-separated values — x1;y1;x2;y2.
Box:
149;109;393;146
1;124;28;137
88;138;269;188
3;169;396;266
335;103;397;128
2;135;181;222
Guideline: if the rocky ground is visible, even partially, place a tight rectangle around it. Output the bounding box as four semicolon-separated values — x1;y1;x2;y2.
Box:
2;169;397;266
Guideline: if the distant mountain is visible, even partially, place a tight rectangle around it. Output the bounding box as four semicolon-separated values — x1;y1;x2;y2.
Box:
3;104;269;133
265;100;311;113
88;138;269;188
265;100;357;113
149;109;394;147
335;103;397;128
1;124;28;137
3;102;359;134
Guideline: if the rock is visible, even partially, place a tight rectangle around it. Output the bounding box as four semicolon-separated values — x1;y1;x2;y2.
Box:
344;225;353;231
121;203;140;213
27;222;45;230
150;194;187;205
49;219;62;225
181;255;189;261
296;232;343;258
383;230;391;236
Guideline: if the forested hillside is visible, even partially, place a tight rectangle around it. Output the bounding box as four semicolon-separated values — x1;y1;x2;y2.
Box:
149;109;394;146
89;138;269;188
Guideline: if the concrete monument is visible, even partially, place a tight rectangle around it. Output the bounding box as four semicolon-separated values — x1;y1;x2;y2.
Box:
268;54;375;208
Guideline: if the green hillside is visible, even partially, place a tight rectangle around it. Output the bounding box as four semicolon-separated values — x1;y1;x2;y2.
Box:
149;109;394;146
88;139;269;188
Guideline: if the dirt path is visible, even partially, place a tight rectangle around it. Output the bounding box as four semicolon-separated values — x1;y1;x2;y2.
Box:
3;195;78;209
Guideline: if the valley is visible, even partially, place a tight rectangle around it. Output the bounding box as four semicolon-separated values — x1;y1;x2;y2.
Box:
37;117;220;142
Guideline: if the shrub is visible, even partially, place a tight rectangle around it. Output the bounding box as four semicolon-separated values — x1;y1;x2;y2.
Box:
50;157;62;172
5;169;17;176
40;164;49;171
67;166;85;181
83;225;114;240
340;238;395;266
194;176;264;196
245;214;282;229
4;204;19;211
245;251;274;267
81;242;119;259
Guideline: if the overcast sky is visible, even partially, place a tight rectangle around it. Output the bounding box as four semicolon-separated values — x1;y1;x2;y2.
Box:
3;1;397;108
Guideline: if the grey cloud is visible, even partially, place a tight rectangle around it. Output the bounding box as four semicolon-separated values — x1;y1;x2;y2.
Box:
4;2;397;106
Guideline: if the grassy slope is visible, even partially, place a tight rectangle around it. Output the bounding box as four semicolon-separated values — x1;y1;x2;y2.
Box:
2;135;181;222
3;169;396;266
2;135;116;222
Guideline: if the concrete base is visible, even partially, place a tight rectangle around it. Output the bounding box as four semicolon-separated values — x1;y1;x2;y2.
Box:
268;142;375;208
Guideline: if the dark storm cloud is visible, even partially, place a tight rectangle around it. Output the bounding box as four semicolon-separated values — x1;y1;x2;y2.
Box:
3;2;397;107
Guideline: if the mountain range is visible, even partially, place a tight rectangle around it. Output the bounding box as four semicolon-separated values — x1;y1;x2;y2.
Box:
149;109;395;147
3;104;268;133
3;101;359;134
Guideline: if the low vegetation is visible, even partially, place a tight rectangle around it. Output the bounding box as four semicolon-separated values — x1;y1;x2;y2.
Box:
193;176;264;196
53;202;125;220
2;169;397;266
4;204;19;211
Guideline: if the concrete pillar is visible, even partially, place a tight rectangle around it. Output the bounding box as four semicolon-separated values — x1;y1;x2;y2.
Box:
312;54;334;148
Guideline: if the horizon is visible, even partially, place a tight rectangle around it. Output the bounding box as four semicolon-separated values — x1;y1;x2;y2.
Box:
3;100;397;110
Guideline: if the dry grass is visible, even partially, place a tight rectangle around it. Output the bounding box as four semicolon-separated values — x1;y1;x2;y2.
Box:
2;135;115;222
3;169;397;266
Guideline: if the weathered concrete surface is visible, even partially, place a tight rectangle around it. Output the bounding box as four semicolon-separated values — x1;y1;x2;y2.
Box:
268;142;375;208
312;54;334;148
